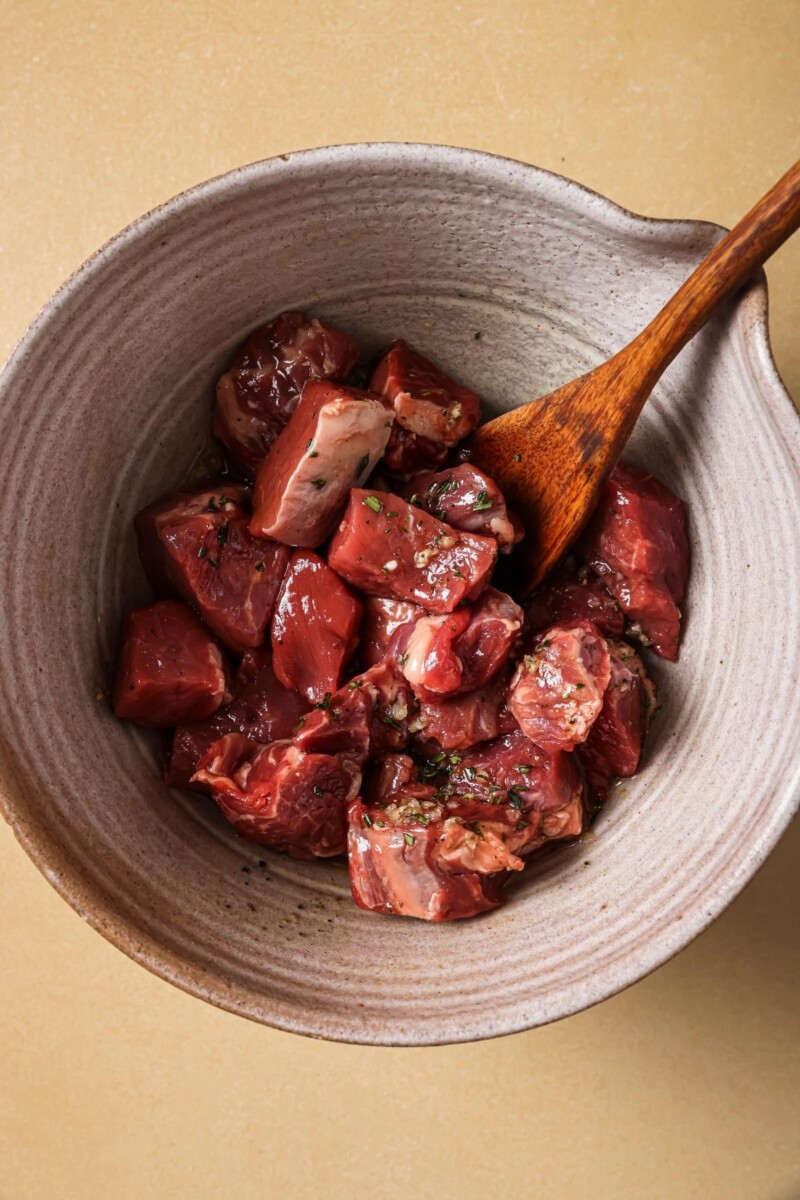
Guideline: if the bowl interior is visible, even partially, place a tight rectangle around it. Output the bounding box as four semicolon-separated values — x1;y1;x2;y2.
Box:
1;145;798;1044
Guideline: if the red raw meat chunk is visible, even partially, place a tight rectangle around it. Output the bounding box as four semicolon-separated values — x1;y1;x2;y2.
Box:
578;462;690;661
294;661;416;759
249;380;393;547
347;796;510;922
113;600;231;728
398;465;523;553
164;646;310;789
525;556;624;638
578;640;657;803
395;587;523;697
193;733;360;858
361;596;422;668
393;609;471;694
446;728;584;846
347;730;583;922
410;667;517;754
271;549;362;704
213;311;358;479
370;340;481;477
135;485;290;655
449;587;523;691
328;490;497;613
508;620;611;753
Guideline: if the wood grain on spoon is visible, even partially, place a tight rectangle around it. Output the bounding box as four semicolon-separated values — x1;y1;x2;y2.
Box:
471;159;800;593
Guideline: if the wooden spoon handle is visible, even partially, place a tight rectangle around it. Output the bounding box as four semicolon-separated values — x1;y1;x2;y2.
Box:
629;159;800;384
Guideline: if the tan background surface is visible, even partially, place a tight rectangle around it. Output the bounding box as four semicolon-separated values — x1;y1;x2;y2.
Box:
1;2;798;1197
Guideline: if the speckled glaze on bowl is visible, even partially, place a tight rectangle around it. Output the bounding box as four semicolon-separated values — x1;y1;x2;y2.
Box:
0;144;798;1045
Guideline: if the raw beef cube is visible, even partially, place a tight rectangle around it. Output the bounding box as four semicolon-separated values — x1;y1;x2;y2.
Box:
399;464;523;552
113;600;231;728
395;587;522;697
294;661;416;759
271;549;362;704
164;646;310;789
446;728;584;848
361;596;423;668
394;609;472;695
449;587;523;692
249;380;393;547
328;490;497;613
579;462;690;660
410;668;517;754
525;556;624;638
213;311;358;479
347;730;583;922
135;485;290;654
347;796;511;922
192;733;360;858
370;340;481;477
578;640;657;802
508;620;611;753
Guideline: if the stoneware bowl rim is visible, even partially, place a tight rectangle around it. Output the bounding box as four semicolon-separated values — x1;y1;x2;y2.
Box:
1;142;798;1045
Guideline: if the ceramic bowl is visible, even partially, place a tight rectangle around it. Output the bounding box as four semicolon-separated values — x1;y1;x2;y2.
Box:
1;144;798;1045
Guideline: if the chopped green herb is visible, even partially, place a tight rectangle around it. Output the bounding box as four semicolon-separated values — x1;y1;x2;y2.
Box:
197;546;208;559
453;569;465;580
575;682;585;689
507;788;525;809
313;785;324;797
431;752;447;764
449;755;462;765
473;331;481;340
311;478;326;489
375;820;386;828
307;450;319;459
294;716;305;732
468;821;483;837
534;638;551;652
398;652;409;667
348;679;363;689
208;557;220;569
386;511;398;518
512;453;522;463
362;812;373;827
473;490;492;512
402;832;415;847
409;493;421;507
314;692;332;710
463;765;476;780
306;438;313;450
516;819;531;831
206;498;218;512
363;495;382;513
381;714;402;731
217;524;229;549
255;561;266;572
515;764;532;774
356;453;370;477
218;495;229;507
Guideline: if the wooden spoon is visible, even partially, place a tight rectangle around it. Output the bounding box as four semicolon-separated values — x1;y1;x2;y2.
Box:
471;160;800;593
